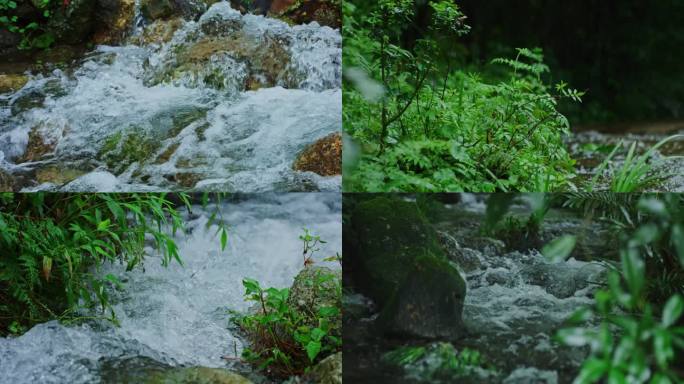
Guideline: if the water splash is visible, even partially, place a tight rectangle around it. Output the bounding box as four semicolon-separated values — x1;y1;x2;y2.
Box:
0;193;342;383
0;2;341;192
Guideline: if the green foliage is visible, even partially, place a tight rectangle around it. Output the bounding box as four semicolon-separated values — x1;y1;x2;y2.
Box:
0;193;191;335
343;1;582;192
382;343;491;380
299;228;326;266
0;0;56;50
589;135;684;193
0;193;231;336
553;194;684;383
235;232;341;378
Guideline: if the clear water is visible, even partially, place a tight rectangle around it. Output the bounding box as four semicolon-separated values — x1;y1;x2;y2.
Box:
0;193;342;383
0;2;341;192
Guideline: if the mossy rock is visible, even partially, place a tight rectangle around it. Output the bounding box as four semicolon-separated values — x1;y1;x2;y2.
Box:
141;0;177;20
35;166;85;185
287;266;341;336
130;17;185;45
378;255;466;340
0;74;29;93
351;197;446;304
98;129;161;173
268;0;341;28
293;132;342;176
145;367;252;384
304;351;342;384
18;126;56;163
101;358;253;384
92;0;137;45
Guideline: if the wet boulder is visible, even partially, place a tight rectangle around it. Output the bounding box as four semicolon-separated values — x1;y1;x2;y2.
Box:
268;0;341;28
520;256;607;299
0;74;29;94
62;171;119;192
144;3;295;91
438;232;483;273
92;0;137;44
100;357;254;384
350;197;448;304
130;17;185;45
146;367;252;383
19;126;57;163
378;255;466;340
303;352;342;384
293;132;341;176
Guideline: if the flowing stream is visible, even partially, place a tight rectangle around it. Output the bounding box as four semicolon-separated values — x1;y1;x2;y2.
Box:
345;196;607;383
0;193;342;383
0;2;341;192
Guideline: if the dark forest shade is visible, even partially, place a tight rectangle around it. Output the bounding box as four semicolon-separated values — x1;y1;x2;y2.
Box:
457;0;684;124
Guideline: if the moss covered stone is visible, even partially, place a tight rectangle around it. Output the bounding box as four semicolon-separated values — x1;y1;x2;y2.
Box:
0;74;29;93
304;352;342;384
287;265;341;337
378;255;466;339
293;132;342;176
350;196;446;304
98;130;161;174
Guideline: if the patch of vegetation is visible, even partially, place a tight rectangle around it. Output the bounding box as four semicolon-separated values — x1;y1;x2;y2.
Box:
0;193;230;336
0;0;56;49
588;135;684;193
382;343;493;380
343;1;583;192
233;231;342;378
539;194;684;382
0;193;182;335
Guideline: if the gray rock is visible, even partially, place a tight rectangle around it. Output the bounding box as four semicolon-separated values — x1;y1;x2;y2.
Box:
379;256;466;340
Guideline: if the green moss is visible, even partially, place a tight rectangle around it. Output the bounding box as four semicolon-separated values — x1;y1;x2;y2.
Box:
351;196;446;303
98;129;161;173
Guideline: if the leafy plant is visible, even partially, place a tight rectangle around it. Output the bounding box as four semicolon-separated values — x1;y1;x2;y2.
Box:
343;1;582;192
0;0;56;50
235;231;342;377
382;343;492;380
300;227;326;266
589;135;684;192
0;193;229;335
552;194;684;383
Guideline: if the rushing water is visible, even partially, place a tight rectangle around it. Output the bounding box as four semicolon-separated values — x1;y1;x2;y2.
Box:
345;197;606;383
0;193;342;383
0;2;341;192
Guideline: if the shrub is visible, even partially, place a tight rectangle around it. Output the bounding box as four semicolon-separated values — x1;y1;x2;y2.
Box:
552;194;684;383
0;0;56;49
234;231;342;378
0;193;229;335
343;1;583;192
